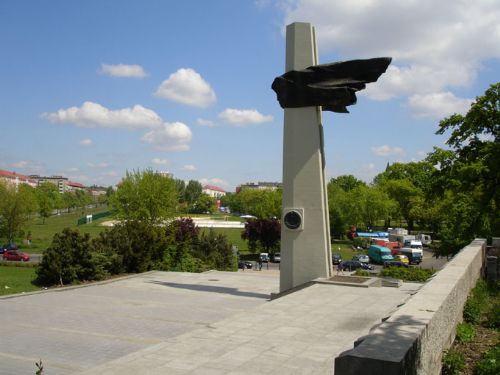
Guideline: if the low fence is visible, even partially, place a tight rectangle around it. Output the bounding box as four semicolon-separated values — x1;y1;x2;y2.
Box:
77;210;115;225
335;238;486;375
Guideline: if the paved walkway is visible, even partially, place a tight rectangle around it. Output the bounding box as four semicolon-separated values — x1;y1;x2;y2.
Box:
0;270;421;374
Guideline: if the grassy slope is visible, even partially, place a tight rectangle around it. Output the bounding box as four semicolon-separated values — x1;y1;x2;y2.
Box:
0;266;40;296
1;207;111;253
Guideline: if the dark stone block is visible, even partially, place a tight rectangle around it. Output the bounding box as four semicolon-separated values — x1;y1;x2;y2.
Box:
271;57;391;113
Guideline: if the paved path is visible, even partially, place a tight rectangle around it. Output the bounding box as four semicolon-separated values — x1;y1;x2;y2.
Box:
1;270;421;374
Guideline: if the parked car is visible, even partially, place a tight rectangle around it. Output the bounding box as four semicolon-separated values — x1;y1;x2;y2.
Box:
259;253;270;263
393;254;409;264
1;243;18;255
340;260;374;271
383;261;409;268
238;260;253;269
332;254;342;265
352;254;369;264
2;250;30;262
272;253;281;263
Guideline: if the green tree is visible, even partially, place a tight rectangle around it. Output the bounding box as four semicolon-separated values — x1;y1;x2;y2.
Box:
0;183;37;242
435;82;500;239
184;180;202;208
111;169;177;224
191;193;216;214
329;175;366;192
230;189;281;219
196;229;236;271
241;218;281;254
36;182;60;223
35;228;96;286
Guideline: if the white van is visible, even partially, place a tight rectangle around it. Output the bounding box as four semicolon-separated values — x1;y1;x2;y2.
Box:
259;253;270;263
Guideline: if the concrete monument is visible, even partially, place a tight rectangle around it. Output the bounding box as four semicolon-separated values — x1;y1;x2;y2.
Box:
273;22;390;292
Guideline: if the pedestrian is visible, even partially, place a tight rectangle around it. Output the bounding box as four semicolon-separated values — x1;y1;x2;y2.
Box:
337;262;344;275
258;258;263;271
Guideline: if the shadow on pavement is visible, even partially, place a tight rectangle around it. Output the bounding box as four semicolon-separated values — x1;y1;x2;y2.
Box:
148;280;271;299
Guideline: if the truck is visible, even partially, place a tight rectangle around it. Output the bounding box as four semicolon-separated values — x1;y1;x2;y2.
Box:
374;239;400;255
389;233;416;248
400;247;423;264
415;233;432;246
403;239;423;250
368;245;394;264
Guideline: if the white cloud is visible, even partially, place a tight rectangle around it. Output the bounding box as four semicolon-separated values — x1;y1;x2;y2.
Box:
151;158;169;166
199;177;228;187
100;63;146;78
196;118;217;127
371;145;405;157
182;164;196;171
42;101;163;129
154;68;216;108
141;122;192;152
67;167;79;172
13;161;29;168
407;92;473;119
80;138;93;146
218;108;273;127
87;162;109;168
282;0;500;115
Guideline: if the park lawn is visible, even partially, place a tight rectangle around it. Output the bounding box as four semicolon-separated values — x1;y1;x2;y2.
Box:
331;240;368;261
2;207;112;253
0;265;41;296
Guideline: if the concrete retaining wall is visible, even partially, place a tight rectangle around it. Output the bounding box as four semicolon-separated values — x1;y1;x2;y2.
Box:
335;239;486;375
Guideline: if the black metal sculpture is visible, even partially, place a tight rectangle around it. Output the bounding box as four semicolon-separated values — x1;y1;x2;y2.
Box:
271;57;392;113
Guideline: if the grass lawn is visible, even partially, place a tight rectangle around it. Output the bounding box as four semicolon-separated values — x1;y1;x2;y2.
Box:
1;207;112;253
0;265;41;296
331;240;368;260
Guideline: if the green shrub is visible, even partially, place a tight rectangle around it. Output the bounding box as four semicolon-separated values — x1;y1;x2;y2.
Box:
354;269;371;277
379;267;435;282
463;298;483;324
455;322;476;343
442;349;465;375
485;301;500;329
463;280;489;324
352;237;370;249
474;346;500;375
35;228;97;286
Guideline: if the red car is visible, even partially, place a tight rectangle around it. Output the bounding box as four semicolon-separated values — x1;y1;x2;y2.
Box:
2;250;30;262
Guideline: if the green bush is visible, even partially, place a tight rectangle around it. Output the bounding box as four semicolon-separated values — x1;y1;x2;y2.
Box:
474;346;500;375
455;322;476;343
354;269;371;277
379;267;435;282
485;301;500;329
463;280;489;324
35;228;98;286
352;237;370;249
442;349;465;375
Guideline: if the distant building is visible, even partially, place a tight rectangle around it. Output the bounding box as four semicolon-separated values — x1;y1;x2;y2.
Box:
0;169;37;189
66;181;85;192
203;185;226;198
30;175;68;193
30;175;86;193
236;181;282;193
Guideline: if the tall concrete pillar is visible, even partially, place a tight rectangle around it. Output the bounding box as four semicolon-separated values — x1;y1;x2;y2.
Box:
280;22;332;292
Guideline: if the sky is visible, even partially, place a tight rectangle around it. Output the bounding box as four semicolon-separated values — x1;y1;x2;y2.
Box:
1;0;499;192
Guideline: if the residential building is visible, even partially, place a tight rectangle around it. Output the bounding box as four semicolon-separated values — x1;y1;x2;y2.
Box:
0;169;37;189
203;185;226;199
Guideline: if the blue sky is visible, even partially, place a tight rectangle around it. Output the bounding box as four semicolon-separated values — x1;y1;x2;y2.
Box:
1;0;499;191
